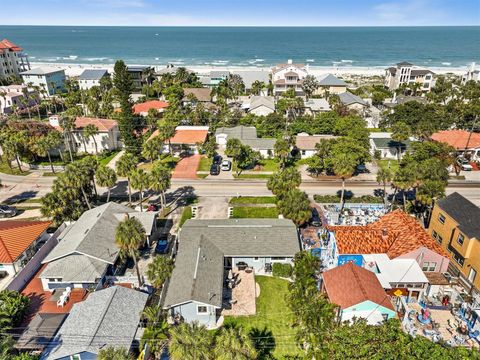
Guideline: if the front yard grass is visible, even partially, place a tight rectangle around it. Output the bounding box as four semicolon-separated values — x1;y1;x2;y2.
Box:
229;196;277;205
98;150;121;166
0;161;30;176
256;158;280;172
231;207;279;218
178;206;193;227
224;276;299;359
377;159;400;174
197;156;212;172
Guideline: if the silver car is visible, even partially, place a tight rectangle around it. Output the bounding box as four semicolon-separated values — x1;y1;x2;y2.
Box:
0;205;17;218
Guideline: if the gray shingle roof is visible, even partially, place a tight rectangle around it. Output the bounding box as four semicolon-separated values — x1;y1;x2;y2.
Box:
304;98;330;112
249;96;275;111
210;71;230;78
215;126;276;150
437;192;480;239
40;254;108;282
21;67;64;76
78;69;108;80
164;219;299;308
44;286;148;360
233;71;270;89
318;73;347;87
338;92;367;106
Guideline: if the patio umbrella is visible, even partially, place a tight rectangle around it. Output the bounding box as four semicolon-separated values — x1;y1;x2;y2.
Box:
228;269;233;280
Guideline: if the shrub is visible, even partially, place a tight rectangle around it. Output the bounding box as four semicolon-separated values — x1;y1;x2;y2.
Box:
272;263;293;278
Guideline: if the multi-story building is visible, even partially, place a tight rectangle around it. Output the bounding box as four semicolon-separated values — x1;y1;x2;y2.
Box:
127;65;153;89
77;69;109;90
428;192;480;297
0;39;30;80
20;68;66;96
0;84;39;115
271;60;308;96
385;61;435;93
462;62;480;85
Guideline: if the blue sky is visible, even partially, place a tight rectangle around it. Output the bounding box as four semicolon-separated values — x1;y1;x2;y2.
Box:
2;0;479;26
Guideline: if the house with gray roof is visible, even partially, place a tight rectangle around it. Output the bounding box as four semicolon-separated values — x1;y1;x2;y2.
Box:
338;91;368;112
40;202;156;291
233;70;270;94
303;98;331;115
247;96;275;116
314;73;348;95
20;67;66;96
215;125;276;157
163;219;300;327
42;286;148;360
78;69;109;90
369;132;412;160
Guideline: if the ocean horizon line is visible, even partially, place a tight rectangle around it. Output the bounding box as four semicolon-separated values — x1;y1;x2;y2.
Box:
2;25;480;28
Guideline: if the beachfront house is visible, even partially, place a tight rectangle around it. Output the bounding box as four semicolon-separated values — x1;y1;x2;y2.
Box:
234;70;270;95
321;262;396;325
50;116;121;154
183;88;213;105
21;67;66;97
271;60;308;96
0;84;39;115
42;286;148;360
127;65;153;89
369;132;412;160
78;69;109;90
0;38;30;80
215;125;276;157
462;63;480;84
314;73;348;96
163;219;300;328
39;202;156;291
385;61;435;93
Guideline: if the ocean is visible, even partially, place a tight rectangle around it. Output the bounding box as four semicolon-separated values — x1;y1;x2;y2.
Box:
1;26;479;68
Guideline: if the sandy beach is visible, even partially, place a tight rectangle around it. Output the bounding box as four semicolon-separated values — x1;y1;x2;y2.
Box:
29;62;468;79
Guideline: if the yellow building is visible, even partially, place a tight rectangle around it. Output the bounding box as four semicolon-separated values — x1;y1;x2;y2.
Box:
428;192;480;295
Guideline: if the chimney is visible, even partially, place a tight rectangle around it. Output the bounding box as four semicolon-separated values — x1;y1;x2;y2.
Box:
124;213;130;221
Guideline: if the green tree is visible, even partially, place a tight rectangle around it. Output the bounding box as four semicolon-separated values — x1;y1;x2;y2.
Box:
96;164;117;202
63;161;94;209
150;161;171;209
115;217;146;286
34;136;55;173
277;189;311;225
214;326;258;360
235;145;260;176
116;152;138;204
250;80;265;96
332;152;357;207
267;167;301;197
97;346;132;360
391;122;411;161
83;123;99;154
157;120;177;156
142;137;163;163
376;166;393;206
302;74;320;100
169;322;212;360
392;163;417;211
146;255;174;289
130;168;150;211
274;138;291;169
200;136;218;158
59;116;76;161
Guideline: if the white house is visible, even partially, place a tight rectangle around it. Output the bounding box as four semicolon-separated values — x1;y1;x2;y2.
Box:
385;62;435;93
295;133;337;158
338;91;368;112
215;125;276;157
50;116;120;154
234;70;270;95
0;38;30;80
271;60;308;96
0;84;38;115
247;96;275;116
462;62;480;85
21;67;66;96
369;132;412;160
77;69;109;90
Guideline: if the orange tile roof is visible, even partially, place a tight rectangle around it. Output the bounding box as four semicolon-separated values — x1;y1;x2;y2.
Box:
431;130;480;150
75;117;117;131
0;221;51;263
330;210;447;259
0;39;23;52
149;128;208;144
322;262;394;311
133;100;169;114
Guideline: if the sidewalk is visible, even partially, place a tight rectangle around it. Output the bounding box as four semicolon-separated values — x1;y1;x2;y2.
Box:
107;150;125;171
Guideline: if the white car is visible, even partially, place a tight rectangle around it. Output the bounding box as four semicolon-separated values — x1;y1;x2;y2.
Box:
457;157;473;171
221;160;232;171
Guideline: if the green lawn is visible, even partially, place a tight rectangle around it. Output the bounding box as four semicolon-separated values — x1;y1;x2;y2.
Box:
377;159;400;174
178;206;193;227
224;276;299;358
42;172;59;177
233;174;272;180
229;196;277;205
197;156;212;172
0;161;30;176
256;159;280;172
98;150;121;166
231;207;279;218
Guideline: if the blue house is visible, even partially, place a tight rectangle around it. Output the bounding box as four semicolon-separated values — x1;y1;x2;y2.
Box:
321;262;396;325
21;67;66;96
163;219;300;328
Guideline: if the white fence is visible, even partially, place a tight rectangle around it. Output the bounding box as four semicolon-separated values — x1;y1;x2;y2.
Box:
7;224;66;292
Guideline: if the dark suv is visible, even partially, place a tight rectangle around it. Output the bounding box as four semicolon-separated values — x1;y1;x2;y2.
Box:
210;163;220;175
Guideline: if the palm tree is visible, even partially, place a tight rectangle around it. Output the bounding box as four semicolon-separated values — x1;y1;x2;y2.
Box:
146;255;174;289
393;165;416;211
214;327;258;360
34;137;55;173
97;346;132;360
150;161;171;209
250;80;265;96
63;162;92;209
376;166;393;206
169;322;212;360
142;137;162;163
141;319;169;358
116;153;138;204
115;217;146;287
83;124;99;154
130;168;150;211
391;122;411;161
274;138;291;169
157;121;176;156
47;130;64;162
332;153;357;208
19;97;31;120
59;116;76;161
96;165;117;202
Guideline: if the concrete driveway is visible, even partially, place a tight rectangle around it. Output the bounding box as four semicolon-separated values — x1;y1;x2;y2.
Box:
172;155;201;179
196;196;229;219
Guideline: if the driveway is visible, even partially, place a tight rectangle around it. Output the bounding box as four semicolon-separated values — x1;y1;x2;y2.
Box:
172;155;201;179
197;196;229;219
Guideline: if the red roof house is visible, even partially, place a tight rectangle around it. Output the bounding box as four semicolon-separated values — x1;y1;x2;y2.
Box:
431;130;480;150
133;100;169;115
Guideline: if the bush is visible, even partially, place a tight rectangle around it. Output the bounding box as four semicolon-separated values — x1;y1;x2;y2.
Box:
272;263;293;278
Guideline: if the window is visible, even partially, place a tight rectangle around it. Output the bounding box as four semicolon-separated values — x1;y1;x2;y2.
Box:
457;234;465;246
468;268;477;283
438;214;446;224
425;75;431;80
70;355;81;360
422;262;437;272
254;257;259;261
301;150;306;156
197;305;208;314
271;257;286;261
453;253;465;267
382;313;389;321
432;230;443;244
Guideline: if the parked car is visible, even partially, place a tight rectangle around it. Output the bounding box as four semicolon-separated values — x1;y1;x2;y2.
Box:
356;164;367;173
155;238;169;254
0;205;17;218
221;160;232;171
310;208;321;227
213;154;223;165
147;204;159;212
456;157;473;171
236;261;249;270
210;164;220;175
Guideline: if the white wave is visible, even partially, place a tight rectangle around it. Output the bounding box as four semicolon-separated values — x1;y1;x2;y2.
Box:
155;33;159;36
306;59;315;62
442;62;452;66
155;57;160;60
62;55;78;60
341;59;354;63
84;57;109;61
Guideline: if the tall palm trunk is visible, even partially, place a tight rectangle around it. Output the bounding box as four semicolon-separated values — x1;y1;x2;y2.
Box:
82;136;88;154
131;249;143;286
168;139;173;156
390;188;398;212
139;187;144;212
127;177;132;204
15;154;22;172
47;151;55;174
106;188;111;203
92;136;98;154
340;177;346;210
402;190;407;212
80;186;92;209
383;181;387;206
65;133;74;162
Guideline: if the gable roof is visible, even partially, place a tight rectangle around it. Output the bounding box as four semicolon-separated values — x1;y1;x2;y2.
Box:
44;286;148;359
338;92;367;106
149;126;209;144
249;96;275;111
0;221;51;264
371;137;411;149
183;88;212;102
78;69;108;80
318;73;347;87
330;210;447;259
75;117;117;131
164;219;300;308
304;98;331;112
215;125;276;150
436;192;480;239
295;134;337;150
0;39;22;52
431;130;480;150
133;100;169;114
322;262;394;311
20;68;64;76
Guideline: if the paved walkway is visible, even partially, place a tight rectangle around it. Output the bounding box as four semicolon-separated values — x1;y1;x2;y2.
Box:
107;150;125;171
172;155;201;179
222;270;256;316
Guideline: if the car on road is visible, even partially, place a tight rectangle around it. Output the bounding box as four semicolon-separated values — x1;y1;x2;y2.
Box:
221;160;232;171
0;205;17;218
213;154;223;165
210;163;220;175
456;157;473;171
356;164;367;173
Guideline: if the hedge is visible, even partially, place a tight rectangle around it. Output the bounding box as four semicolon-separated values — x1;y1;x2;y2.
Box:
272;263;293;278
